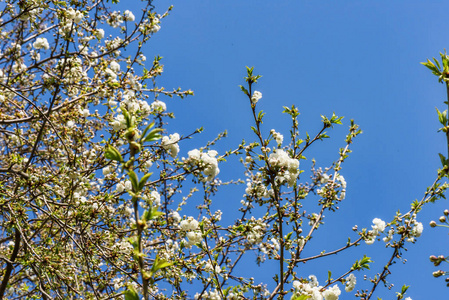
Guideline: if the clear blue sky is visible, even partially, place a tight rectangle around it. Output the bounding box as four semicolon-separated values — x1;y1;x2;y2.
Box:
142;1;449;298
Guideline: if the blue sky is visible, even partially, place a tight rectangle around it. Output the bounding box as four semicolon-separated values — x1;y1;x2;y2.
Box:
142;1;449;298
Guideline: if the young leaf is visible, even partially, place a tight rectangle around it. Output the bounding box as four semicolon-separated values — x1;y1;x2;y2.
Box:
143;128;164;143
140;122;155;142
439;153;447;167
150;256;173;276
138;172;153;191
291;295;311;300
105;145;123;162
239;85;249;96
143;207;164;221
128;170;139;192
124;285;139;300
351;255;373;271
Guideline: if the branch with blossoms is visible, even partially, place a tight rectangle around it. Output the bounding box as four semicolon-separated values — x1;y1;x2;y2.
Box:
421;52;449;289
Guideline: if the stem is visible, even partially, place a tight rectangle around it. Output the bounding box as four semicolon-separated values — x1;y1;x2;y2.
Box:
127;150;149;299
271;181;284;295
446;83;449;159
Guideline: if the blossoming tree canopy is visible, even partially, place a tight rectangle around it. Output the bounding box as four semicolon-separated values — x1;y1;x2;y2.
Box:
0;1;447;299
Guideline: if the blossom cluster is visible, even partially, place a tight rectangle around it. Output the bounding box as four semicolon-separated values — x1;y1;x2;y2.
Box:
183;149;220;181
162;133;181;158
292;275;346;300
180;216;202;247
268;149;300;186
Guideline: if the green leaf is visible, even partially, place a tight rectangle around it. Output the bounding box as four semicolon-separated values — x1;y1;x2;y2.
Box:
142;128;164;143
439;153;447;167
105;145;123;162
291;295;311;300
239;85;249;96
128;170;139;192
140;122;155;142
330;112;343;124
421;60;440;74
143;207;164;221
436;107;448;126
246;66;254;76
150;256;173;277
122;109;131;127
351;255;373;271
138;172;153;191
441;52;449;70
124;285;139;300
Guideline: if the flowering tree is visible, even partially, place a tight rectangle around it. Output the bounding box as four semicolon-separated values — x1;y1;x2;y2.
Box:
0;1;447;299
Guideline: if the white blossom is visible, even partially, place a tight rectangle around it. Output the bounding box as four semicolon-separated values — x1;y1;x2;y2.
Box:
268;149;300;186
116;182;125;193
149;190;161;206
186;231;202;246
383;229;394;243
66;7;83;23
270;129;283;145
102;165;112;176
180;217;199;231
109;61;120;73
124;10;135;22
322;285;341;300
411;221;423;237
371;218;386;235
320;174;330;184
150;17;161;33
169;211;181;222
124;180;132;191
345;274;356;292
111;114;127;130
33;37;49;50
336;174;347;189
185;149;220;181
251;91;262;104
95;28;105;39
161;133;180;158
151;100;167;112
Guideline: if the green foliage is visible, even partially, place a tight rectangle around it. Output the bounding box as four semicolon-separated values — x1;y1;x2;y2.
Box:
351;255;373;271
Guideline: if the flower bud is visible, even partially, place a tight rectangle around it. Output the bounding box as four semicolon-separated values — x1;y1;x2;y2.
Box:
430;255;438;262
445;209;449;216
440;216;447;223
433;270;445;277
430;221;437;227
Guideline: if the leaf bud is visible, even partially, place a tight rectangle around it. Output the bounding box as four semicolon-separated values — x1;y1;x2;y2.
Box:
137;220;145;227
130;141;142;154
125;127;140;141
